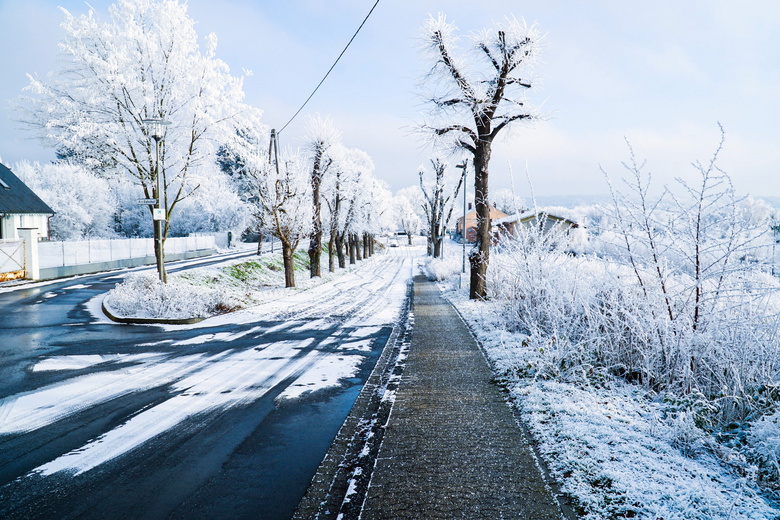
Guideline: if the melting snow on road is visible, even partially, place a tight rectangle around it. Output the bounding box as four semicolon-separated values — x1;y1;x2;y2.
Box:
276;353;365;401
3;254;412;478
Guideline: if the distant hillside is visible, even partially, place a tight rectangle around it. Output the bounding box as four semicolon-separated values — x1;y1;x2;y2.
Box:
530;194;612;208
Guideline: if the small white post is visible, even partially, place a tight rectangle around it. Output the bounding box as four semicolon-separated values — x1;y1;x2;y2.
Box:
19;228;40;281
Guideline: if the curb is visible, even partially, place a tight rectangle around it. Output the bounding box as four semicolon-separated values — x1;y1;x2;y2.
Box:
293;279;414;520
101;297;205;325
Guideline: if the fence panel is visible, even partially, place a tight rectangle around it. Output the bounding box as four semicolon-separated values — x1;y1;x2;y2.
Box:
0;239;25;278
38;235;216;269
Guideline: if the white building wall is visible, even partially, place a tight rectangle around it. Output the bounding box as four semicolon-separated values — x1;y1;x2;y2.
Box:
1;214;49;240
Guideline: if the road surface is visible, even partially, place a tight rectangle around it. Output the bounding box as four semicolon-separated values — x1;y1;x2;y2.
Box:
0;248;414;519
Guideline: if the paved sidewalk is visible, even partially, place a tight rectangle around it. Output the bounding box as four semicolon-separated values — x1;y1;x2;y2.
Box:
360;276;566;519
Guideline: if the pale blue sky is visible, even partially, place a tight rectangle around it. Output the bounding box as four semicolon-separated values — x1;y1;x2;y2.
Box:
1;0;779;198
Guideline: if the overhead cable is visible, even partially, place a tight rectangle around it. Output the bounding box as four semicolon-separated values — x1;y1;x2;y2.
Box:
278;0;380;135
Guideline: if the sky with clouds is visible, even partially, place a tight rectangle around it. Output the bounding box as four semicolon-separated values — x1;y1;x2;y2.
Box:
1;0;779;199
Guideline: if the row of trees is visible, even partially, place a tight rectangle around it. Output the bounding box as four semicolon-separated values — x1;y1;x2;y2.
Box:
17;0;391;287
219;115;392;287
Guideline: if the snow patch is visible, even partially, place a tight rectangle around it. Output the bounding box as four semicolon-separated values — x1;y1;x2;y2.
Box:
276;354;364;401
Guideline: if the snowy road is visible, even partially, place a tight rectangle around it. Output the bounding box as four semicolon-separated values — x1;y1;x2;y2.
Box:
0;249;415;520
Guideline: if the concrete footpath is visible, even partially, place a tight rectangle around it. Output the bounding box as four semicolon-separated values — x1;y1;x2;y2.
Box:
359;276;568;519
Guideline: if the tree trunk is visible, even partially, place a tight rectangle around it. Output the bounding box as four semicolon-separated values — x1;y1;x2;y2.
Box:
349;234;357;264
470;140;492;300
369;234;374;256
282;240;296;288
336;235;346;268
363;232;370;258
328;235;336;272
153;220;167;284
407;232;413;246
308;232;322;278
257;232;263;255
433;230;443;258
308;155;324;278
355;234;363;261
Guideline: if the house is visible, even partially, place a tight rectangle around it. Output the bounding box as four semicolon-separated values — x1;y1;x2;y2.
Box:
493;210;580;241
456;205;508;243
0;162;54;241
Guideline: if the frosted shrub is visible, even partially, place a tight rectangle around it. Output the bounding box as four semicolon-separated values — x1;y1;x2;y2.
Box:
424;255;462;281
747;409;780;496
105;272;236;319
487;129;780;431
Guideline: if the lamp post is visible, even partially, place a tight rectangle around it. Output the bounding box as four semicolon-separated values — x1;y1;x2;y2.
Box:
142;118;171;283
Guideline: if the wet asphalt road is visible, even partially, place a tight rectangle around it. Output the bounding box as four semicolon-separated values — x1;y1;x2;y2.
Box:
0;251;413;519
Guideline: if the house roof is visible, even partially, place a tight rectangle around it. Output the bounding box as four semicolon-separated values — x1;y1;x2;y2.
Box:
494;210;580;228
0;163;54;215
458;206;508;223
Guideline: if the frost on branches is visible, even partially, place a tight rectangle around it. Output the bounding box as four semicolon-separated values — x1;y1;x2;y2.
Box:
418;157;464;258
244;146;312;288
394;186;425;246
303;115;342;278
13;161;117;239
418;13;542;299
321;146;376;270
18;0;252;278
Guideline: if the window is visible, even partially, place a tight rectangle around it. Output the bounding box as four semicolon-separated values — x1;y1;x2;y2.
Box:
0;178;9;189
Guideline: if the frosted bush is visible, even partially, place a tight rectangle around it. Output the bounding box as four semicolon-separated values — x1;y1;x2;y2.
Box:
105;272;236;319
486;132;780;430
747;408;780;496
423;255;462;281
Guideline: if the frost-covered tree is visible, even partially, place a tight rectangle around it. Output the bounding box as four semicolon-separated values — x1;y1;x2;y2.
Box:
322;146;374;269
18;0;251;280
393;194;421;246
245;147;311;288
418;13;542;298
303;115;341;278
491;187;527;216
14;161;117;239
167;165;249;237
419;158;464;258
351;176;392;259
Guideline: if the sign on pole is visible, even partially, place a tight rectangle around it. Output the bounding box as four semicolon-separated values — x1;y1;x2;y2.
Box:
153;208;165;221
136;198;158;205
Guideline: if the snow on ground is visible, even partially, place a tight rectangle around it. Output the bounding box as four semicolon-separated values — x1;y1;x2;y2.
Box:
443;277;780;520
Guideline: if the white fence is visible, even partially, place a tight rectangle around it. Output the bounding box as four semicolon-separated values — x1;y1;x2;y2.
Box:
0;239;25;277
39;235;215;269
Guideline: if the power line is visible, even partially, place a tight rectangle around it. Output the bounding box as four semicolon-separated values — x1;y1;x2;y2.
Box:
277;0;380;135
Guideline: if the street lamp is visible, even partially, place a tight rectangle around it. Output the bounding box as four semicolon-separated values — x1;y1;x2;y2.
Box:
142;117;171;283
456;160;469;284
456;160;468;273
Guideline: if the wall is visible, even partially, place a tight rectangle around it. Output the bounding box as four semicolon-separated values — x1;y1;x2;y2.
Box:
0;213;49;240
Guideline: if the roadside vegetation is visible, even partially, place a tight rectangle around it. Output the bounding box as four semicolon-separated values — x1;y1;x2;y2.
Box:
103;246;365;320
429;134;780;519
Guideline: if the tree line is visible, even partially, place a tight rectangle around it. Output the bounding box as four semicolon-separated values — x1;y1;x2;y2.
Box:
16;0;392;288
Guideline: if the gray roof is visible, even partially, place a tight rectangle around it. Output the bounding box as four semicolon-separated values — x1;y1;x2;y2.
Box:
0;163;54;215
